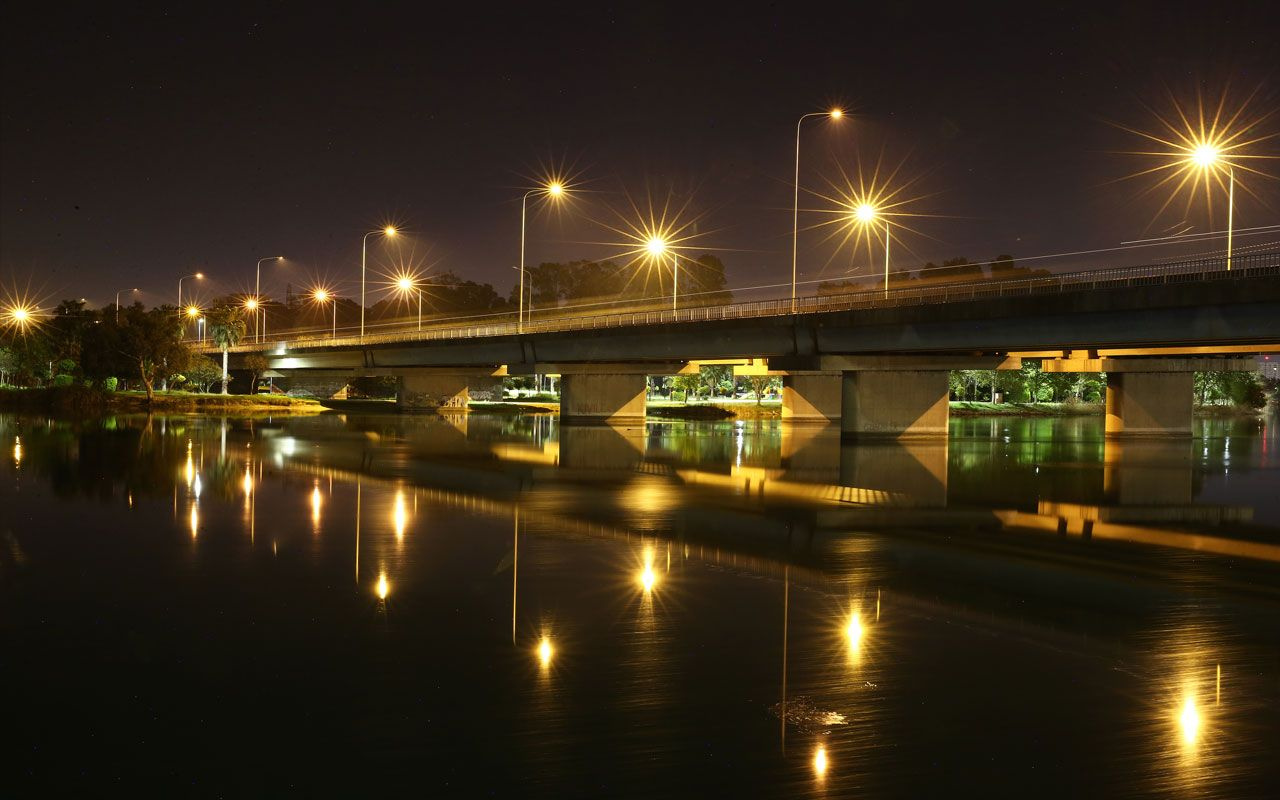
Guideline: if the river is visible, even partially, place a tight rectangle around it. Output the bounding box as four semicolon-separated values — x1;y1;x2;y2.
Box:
3;410;1278;796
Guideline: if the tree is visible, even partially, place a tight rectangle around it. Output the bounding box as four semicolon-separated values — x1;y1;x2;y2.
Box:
699;364;734;399
1020;361;1047;404
118;306;190;403
682;254;733;307
747;375;775;405
185;355;223;393
208;307;247;395
988;254;1053;281
672;374;701;403
245;354;269;392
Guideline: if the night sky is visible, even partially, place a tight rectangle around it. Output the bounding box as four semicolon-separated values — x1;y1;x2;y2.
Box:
3;3;1277;308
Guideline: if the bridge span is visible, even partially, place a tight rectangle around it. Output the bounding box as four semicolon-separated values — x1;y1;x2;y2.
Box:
213;252;1280;436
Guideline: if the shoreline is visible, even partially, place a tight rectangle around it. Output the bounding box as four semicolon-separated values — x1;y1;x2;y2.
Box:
0;387;325;414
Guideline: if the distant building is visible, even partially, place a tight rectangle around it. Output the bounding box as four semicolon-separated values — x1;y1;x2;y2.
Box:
1259;355;1280;380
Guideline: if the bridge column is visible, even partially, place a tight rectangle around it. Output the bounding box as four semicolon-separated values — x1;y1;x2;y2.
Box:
782;373;842;422
1041;357;1254;436
840;370;951;438
559;373;648;424
284;373;352;399
398;372;472;412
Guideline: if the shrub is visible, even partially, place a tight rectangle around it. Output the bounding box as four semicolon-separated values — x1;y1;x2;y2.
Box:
53;374;76;387
103;377;118;392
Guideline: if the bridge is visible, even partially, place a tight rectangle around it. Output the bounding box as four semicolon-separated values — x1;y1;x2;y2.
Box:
212;251;1280;436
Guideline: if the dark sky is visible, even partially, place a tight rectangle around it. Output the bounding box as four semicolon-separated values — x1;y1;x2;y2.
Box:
3;2;1277;309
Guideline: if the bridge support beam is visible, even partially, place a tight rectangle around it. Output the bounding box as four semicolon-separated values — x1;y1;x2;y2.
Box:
559;373;648;424
782;373;841;422
840;370;951;438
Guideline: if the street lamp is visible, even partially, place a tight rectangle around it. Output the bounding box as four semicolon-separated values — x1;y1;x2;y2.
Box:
519;181;568;333
395;275;425;331
361;227;397;340
850;202;891;298
312;288;337;338
254;256;285;343
177;272;204;315
645;236;680;312
185;304;203;342
115;287;138;324
792;109;845;313
1188;143;1236;271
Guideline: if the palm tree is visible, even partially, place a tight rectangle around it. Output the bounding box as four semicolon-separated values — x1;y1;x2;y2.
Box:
208;307;246;395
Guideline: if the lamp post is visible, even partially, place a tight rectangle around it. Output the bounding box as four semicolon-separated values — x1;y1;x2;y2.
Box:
519;181;566;333
851;203;890;298
361;228;397;340
792;109;844;313
645;236;681;311
313;289;337;338
1190;145;1236;271
254;256;284;343
177;272;204;316
115;288;138;324
395;276;425;331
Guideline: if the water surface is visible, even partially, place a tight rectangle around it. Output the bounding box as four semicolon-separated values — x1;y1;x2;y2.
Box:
4;411;1278;796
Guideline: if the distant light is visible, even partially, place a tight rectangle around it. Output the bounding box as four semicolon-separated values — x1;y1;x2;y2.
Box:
244;298;259;311
645;236;668;257
547;181;564;197
185;305;201;318
12;307;30;322
194;272;205;279
1180;698;1200;744
242;466;253;496
384;226;398;237
13;436;21;465
393;489;407;539
538;636;554;667
813;746;828;777
854;203;878;223
396;276;414;292
376;572;390;600
189;506;199;539
829;109;843;119
311;483;323;528
313;289;330;303
1191;143;1220;168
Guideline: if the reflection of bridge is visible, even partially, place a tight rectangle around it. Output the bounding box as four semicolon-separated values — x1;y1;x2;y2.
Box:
261;419;1275;565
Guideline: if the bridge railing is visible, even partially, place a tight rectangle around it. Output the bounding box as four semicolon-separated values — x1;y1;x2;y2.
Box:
213;251;1278;353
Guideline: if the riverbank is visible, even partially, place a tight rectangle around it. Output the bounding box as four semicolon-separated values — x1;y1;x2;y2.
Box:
0;387;325;414
950;401;1103;417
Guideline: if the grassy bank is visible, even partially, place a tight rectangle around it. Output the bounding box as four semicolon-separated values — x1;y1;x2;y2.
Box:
950;401;1103;417
0;386;325;414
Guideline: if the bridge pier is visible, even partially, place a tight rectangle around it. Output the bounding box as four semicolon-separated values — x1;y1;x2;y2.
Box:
398;372;473;411
840;370;952;438
559;373;648;424
782;373;842;422
1042;357;1254;436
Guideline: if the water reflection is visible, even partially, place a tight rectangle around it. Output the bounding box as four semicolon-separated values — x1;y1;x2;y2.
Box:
2;409;1277;796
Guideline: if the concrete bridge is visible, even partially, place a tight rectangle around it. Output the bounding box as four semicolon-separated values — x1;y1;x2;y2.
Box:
214;252;1280;436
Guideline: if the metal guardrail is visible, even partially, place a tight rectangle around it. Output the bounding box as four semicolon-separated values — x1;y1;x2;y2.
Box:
207;251;1278;354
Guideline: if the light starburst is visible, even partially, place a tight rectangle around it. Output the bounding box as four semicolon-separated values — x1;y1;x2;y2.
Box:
592;187;720;304
1112;86;1278;228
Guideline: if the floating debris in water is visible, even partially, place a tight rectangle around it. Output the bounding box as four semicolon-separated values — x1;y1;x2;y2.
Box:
769;696;848;734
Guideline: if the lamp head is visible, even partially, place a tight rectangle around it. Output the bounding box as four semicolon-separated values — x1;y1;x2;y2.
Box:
185;305;201;318
645;236;668;257
396;276;415;292
313;289;330;303
547;181;564;198
195;272;205;279
244;298;258;311
854;203;878;223
384;226;397;237
829;108;844;119
1191;143;1220;168
11;307;30;322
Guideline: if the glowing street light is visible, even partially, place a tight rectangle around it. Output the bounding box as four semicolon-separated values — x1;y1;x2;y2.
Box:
792;108;846;312
518;180;569;333
115;287;138;324
361;227;397;340
311;287;338;338
394;275;425;331
849;201;891;297
186;304;206;343
643;235;682;312
1186;143;1237;270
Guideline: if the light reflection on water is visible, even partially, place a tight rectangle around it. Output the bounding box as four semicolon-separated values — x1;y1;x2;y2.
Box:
2;410;1278;796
